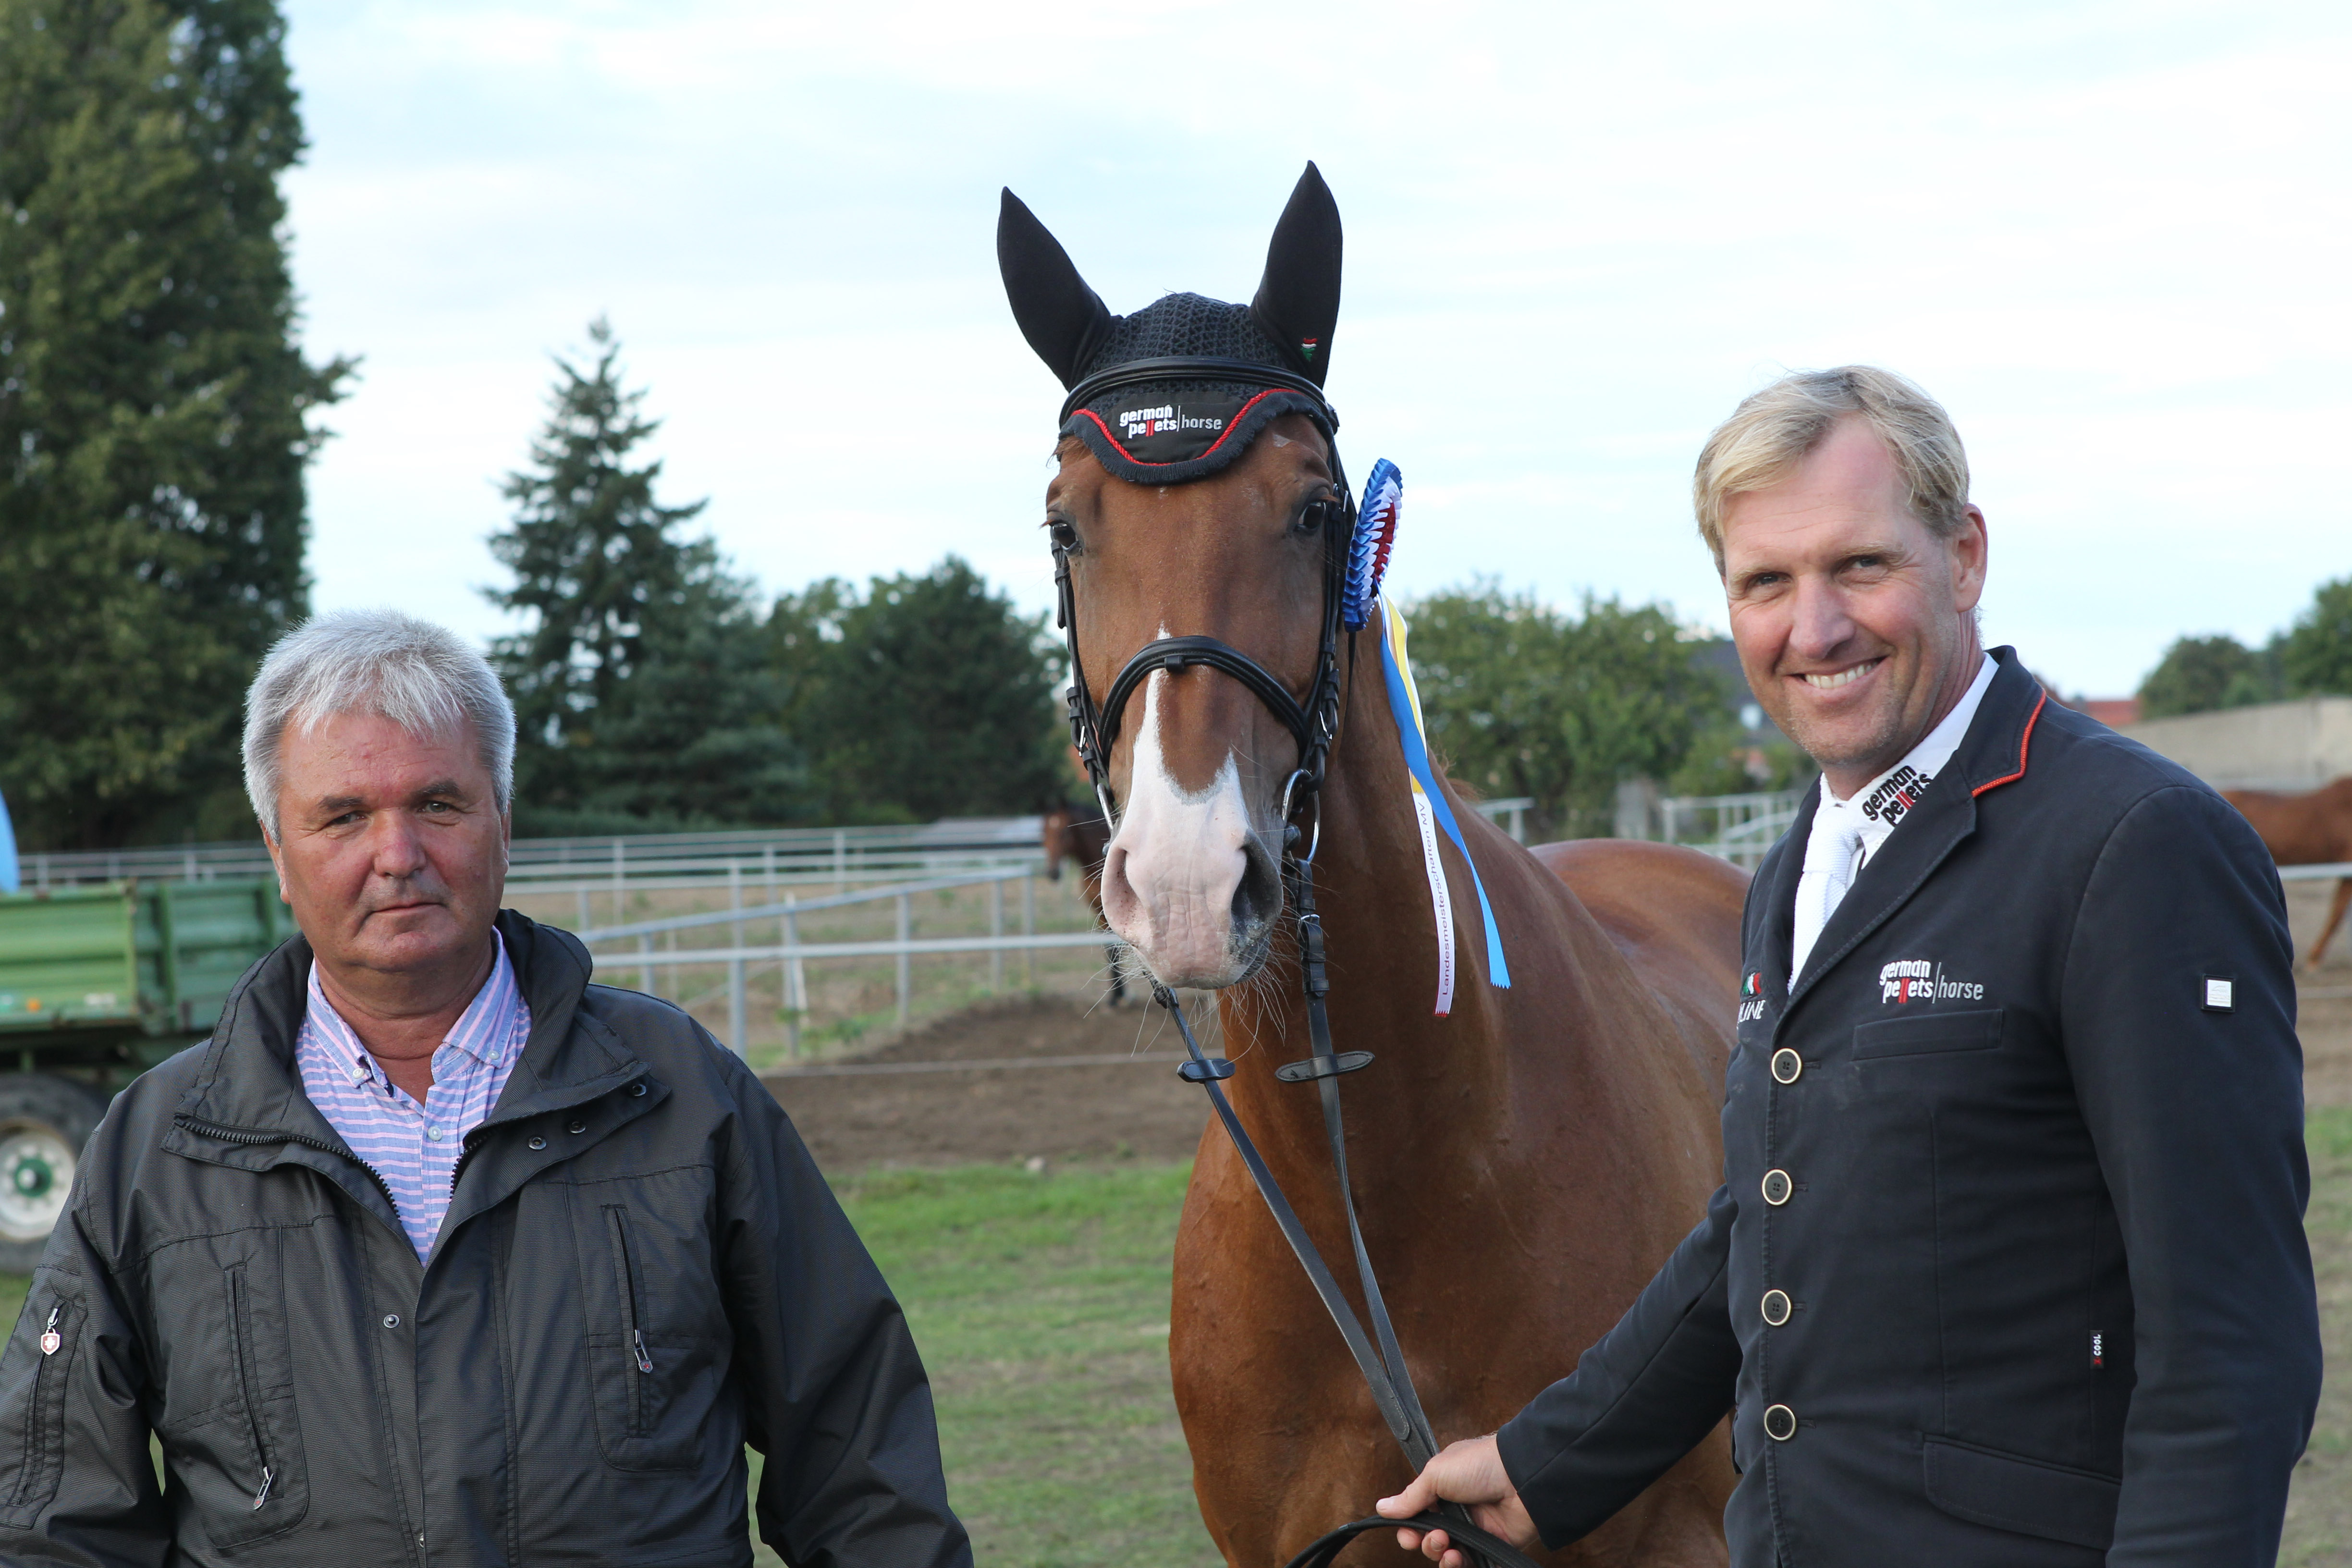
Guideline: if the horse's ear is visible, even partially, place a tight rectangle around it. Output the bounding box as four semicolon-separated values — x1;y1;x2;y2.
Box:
998;189;1114;390
1251;162;1343;385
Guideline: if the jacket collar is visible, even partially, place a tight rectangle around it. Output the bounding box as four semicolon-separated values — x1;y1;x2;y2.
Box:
173;910;611;1131
1778;647;2046;1019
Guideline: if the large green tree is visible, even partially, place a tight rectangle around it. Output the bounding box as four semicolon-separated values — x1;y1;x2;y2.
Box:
1405;584;1730;837
0;0;350;847
487;320;799;833
2280;576;2352;698
777;559;1064;824
2136;634;2284;719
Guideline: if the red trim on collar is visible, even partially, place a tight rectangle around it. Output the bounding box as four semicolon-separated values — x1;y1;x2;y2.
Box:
1971;688;2046;797
1067;388;1285;468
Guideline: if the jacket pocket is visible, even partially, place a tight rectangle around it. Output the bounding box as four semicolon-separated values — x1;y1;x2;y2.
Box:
1855;1007;2003;1060
159;1261;310;1548
579;1201;718;1472
1922;1435;2118;1550
0;1292;83;1527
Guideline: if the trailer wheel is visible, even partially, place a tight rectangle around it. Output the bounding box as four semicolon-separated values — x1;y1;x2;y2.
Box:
0;1076;110;1272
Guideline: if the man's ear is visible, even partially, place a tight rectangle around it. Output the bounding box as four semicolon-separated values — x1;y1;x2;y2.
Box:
1950;505;1989;613
998;189;1115;390
1251;162;1343;385
262;824;290;907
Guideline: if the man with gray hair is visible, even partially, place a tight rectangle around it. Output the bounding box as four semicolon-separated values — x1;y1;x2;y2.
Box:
0;609;969;1567
1384;369;2320;1566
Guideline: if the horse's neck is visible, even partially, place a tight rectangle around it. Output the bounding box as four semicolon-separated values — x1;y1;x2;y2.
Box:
1213;635;1596;1169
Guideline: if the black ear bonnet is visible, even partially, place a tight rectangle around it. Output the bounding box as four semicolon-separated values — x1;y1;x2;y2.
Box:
999;164;1344;485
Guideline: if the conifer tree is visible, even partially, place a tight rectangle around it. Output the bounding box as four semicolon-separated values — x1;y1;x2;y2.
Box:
488;319;800;831
0;0;350;847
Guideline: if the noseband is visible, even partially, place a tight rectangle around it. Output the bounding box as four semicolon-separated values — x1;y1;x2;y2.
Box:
1051;356;1352;840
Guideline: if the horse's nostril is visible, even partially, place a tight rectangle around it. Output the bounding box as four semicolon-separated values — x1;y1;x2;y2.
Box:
1230;845;1282;933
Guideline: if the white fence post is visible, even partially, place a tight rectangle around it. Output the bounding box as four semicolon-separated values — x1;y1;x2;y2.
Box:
784;895;803;1060
727;957;747;1057
894;893;911;1025
1021;875;1035;987
989;878;1004;992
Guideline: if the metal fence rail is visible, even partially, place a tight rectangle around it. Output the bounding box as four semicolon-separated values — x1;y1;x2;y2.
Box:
17;817;1053;890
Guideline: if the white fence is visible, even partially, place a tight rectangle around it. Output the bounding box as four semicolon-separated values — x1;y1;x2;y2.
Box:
12;818;1051;893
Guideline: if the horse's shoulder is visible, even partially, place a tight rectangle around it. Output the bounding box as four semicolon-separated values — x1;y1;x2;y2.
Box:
1529;838;1748;922
1525;839;1747;1037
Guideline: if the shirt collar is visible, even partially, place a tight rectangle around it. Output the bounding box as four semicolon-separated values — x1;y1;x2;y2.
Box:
305;929;524;1088
1810;650;1998;861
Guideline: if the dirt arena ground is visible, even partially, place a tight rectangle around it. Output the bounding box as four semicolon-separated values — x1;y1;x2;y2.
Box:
768;874;2352;1165
763;992;1214;1169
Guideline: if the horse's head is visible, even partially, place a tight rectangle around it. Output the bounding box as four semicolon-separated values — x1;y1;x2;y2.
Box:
1000;167;1346;990
1039;805;1073;881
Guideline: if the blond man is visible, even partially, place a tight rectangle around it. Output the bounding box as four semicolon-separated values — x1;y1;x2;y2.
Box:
1384;369;2319;1568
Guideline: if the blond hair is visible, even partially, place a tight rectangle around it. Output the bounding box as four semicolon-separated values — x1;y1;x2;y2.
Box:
1692;367;1970;570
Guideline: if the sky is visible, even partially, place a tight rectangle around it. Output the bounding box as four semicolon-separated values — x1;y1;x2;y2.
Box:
280;0;2352;698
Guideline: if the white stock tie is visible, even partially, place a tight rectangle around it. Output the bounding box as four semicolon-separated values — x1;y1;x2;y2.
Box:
1789;819;1866;987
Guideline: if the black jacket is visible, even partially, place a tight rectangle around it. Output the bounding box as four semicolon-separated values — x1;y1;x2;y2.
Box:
0;912;969;1568
1496;649;2320;1567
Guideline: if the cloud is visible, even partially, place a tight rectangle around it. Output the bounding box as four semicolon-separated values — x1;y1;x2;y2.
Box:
282;0;2352;694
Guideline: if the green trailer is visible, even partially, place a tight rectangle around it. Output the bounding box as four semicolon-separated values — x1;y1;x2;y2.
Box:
0;879;291;1269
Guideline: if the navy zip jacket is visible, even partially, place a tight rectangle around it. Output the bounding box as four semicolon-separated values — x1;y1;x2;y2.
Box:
1495;649;2320;1567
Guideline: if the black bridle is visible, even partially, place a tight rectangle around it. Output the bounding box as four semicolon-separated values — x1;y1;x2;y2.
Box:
1054;356;1350;838
1048;356;1538;1568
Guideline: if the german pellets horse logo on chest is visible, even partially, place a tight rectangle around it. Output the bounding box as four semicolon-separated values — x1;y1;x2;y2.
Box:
1880;958;1985;1004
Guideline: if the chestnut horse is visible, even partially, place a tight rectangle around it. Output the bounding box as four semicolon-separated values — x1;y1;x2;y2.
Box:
1041;804;1129;1004
2223;777;2352;969
1002;170;1741;1565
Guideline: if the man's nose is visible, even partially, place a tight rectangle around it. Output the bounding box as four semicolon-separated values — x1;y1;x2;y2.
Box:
1787;574;1858;661
364;812;430;879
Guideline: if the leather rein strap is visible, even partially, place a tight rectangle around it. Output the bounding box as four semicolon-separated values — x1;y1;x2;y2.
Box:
1048;355;1538;1568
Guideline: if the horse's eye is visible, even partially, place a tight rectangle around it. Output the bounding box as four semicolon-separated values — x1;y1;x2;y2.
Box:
1048;520;1080;552
1293;501;1330;537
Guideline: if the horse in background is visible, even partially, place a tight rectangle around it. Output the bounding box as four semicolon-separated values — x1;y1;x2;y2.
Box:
1041;805;1129;1005
2223;777;2352;969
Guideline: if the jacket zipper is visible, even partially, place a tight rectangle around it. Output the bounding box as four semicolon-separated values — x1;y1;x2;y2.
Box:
225;1269;275;1510
7;1309;64;1509
604;1206;653;1437
173;1115;404;1222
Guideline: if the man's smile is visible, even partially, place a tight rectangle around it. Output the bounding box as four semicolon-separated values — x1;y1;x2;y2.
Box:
1793;658;1885;692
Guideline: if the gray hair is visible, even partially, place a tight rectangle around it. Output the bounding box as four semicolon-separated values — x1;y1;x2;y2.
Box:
1692;366;1972;571
243;609;516;838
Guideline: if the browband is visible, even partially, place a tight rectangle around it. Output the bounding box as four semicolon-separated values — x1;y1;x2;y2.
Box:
1059;355;1338;429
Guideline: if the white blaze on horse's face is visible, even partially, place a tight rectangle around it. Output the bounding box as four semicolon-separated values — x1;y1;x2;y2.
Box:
1098;658;1271;990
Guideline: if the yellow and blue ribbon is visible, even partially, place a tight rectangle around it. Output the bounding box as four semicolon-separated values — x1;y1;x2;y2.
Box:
1377;594;1510;1005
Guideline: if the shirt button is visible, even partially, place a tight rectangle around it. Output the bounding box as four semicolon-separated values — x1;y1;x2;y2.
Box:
1761;1169;1793;1206
1770;1048;1803;1084
1761;1289;1792;1326
568;1120;588;1135
349;1066;367;1084
381;1313;400;1330
426;1127;443;1142
1764;1403;1798;1441
528;1136;547;1151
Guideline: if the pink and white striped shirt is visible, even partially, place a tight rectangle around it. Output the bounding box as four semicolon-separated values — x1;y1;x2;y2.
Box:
294;933;532;1261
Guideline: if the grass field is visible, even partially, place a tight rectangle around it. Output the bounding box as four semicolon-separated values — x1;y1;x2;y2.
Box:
4;1116;2347;1566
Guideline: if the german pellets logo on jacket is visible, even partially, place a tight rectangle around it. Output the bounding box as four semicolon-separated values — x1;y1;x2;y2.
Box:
1861;763;1930;826
1879;958;1985;1004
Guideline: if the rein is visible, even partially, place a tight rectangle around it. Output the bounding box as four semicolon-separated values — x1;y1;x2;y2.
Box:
1048;356;1540;1568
